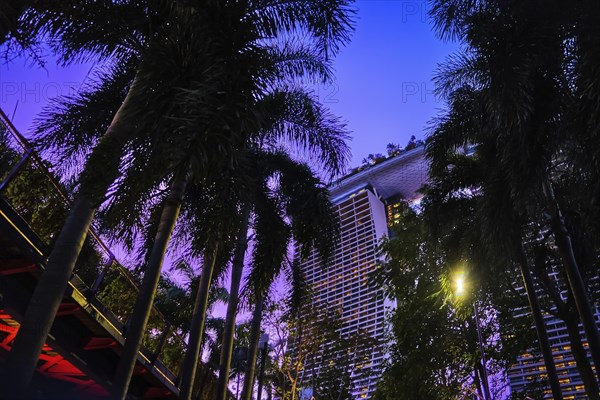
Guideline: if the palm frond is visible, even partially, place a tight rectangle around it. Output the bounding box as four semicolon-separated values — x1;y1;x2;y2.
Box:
246;187;291;299
258;87;350;178
32;57;137;178
264;39;333;85
248;0;356;58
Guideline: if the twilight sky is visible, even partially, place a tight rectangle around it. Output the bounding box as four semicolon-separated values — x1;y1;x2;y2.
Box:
0;0;455;170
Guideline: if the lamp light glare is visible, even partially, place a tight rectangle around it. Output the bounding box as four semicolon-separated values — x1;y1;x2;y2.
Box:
456;277;465;296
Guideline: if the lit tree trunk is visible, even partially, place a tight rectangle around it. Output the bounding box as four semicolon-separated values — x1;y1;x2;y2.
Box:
110;176;188;399
562;307;600;400
542;179;600;378
472;368;484;400
241;295;264;400
517;248;563;400
2;77;138;396
179;245;219;400
534;268;599;398
216;204;251;400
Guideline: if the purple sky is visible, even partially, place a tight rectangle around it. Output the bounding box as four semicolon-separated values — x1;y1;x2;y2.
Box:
0;0;457;300
0;0;460;343
0;0;455;169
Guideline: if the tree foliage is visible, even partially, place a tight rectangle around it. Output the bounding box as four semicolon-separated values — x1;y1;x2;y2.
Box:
265;301;374;400
373;202;535;400
423;0;600;395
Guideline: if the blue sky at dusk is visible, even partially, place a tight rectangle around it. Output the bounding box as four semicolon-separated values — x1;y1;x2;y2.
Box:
0;0;455;169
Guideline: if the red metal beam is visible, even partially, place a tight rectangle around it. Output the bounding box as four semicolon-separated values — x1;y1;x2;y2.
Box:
0;310;107;397
55;303;81;317
0;258;36;275
83;337;118;351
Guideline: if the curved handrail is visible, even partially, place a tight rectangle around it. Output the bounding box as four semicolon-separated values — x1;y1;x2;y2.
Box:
0;107;114;258
0;106;188;378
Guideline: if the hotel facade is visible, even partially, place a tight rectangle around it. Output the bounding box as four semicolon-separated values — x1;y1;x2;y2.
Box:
507;269;600;399
295;147;428;399
293;144;600;399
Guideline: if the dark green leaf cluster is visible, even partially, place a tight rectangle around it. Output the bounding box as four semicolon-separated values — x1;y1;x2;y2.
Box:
420;0;600;397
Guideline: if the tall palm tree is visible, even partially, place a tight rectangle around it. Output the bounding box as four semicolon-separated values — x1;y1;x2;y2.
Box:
429;94;600;397
240;158;338;400
3;2;257;392
216;149;344;400
174;0;356;395
425;87;565;398
428;0;600;383
102;84;347;397
209;81;351;400
105;68;349;399
6;0;353;394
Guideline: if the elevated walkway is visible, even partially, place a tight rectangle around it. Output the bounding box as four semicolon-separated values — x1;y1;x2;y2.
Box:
0;108;219;399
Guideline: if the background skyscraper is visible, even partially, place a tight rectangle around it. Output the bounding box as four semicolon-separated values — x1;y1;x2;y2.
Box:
295;146;427;399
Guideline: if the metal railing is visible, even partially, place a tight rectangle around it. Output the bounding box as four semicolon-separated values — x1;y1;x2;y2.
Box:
0;107;187;384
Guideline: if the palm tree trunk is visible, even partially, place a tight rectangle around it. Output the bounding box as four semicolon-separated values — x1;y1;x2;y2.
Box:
241;295;264;400
516;248;563;399
179;245;219;400
194;365;212;400
562;308;600;400
216;204;251;400
110;176;188;399
542;179;600;377
2;77;137;395
473;367;484;400
3;196;94;397
534;268;600;397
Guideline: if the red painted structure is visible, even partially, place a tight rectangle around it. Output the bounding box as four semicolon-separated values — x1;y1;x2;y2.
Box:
0;108;225;399
0;312;108;398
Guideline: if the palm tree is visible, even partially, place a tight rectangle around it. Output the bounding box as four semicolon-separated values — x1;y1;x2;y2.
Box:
216;148;344;400
105;63;349;399
109;173;188;399
240;158;339;400
4;2;258;392
425;87;565;398
174;0;356;395
427;90;600;398
6;0;353;394
428;0;600;384
209;78;351;400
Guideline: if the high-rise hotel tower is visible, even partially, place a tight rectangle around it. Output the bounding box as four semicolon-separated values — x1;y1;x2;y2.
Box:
295;146;428;399
294;144;599;399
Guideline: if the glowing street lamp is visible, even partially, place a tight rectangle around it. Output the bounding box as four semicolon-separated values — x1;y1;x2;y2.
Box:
454;271;491;400
456;275;465;296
